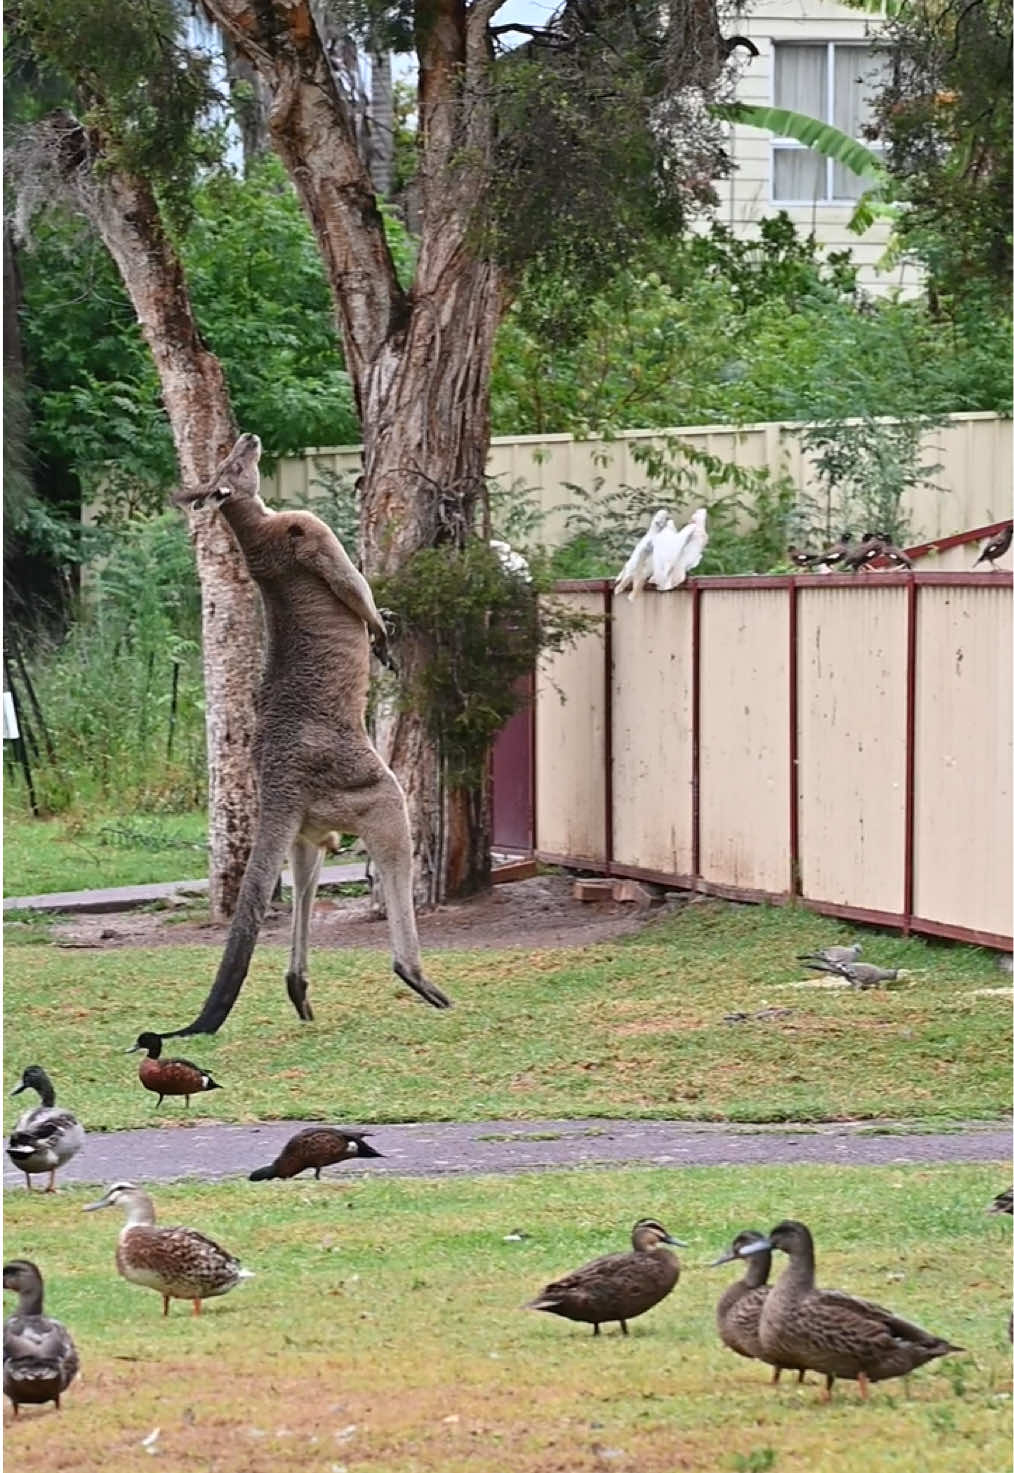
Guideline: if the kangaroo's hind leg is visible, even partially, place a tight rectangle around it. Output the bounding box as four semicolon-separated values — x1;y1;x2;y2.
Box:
346;770;452;1010
286;834;324;1022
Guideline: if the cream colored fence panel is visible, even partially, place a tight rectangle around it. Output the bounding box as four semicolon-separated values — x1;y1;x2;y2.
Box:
797;585;908;913
912;583;1013;937
534;592;607;862
610;594;694;876
262;414;1010;549
698;588;791;893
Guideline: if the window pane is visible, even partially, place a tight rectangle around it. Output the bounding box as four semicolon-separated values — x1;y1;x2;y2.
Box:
834;46;889;138
774;147;827;201
833;156;881;200
774;45;828;118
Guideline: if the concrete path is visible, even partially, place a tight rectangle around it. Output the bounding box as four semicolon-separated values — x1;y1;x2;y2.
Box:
5;1117;1009;1191
2;863;368;916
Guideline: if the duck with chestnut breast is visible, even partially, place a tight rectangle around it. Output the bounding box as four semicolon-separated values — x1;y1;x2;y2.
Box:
7;1067;86;1192
711;1231;806;1384
128;1033;222;1109
3;1260;79;1416
525;1218;685;1336
742;1220;962;1400
249;1126;383;1181
84;1182;253;1316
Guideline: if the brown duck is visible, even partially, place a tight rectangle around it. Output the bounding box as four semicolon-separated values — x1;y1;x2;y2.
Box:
84;1182;253;1316
743;1220;962;1400
128;1033;222;1108
711;1231;806;1384
3;1260;80;1415
525;1218;684;1336
249;1127;383;1181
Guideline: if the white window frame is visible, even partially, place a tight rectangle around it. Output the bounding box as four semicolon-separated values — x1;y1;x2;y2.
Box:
770;41;885;207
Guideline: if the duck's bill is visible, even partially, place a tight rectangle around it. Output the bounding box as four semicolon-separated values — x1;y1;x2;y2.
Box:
9;1083;27;1096
709;1249;738;1266
737;1238;773;1256
124;1044;143;1053
664;1236;689;1248
82;1198;114;1212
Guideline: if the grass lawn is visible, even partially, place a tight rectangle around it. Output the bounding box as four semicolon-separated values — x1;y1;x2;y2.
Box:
3;1164;1010;1470
3;809;210;897
4;901;1010;1131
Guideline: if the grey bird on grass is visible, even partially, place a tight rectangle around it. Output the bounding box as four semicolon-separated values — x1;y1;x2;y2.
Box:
803;958;913;991
797;942;862;967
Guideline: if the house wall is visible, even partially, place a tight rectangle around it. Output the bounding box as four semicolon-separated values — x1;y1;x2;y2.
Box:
525;572;1013;948
714;0;919;296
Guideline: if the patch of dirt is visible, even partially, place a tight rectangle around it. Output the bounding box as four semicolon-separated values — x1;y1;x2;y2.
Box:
50;875;686;954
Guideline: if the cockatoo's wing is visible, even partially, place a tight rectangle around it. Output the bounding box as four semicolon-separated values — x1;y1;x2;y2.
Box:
615;511;672;601
490;539;531;581
652;520;694;591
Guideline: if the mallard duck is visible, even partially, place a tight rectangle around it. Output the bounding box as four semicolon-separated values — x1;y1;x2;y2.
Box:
524;1218;685;1336
711;1231;806;1384
249;1126;383;1181
3;1260;79;1415
7;1067;86;1192
127;1033;222;1108
742;1220;962;1400
83;1182;253;1316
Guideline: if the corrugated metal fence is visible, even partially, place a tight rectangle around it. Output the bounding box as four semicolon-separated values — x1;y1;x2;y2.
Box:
496;570;1012;949
264;412;1012;547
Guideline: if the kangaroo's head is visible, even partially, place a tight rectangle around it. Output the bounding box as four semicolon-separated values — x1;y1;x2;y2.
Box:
174;432;262;510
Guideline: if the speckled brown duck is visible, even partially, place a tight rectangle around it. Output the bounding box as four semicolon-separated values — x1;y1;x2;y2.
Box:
525;1218;685;1336
743;1220;962;1400
84;1182;253;1316
128;1033;222;1108
711;1231;806;1384
249;1127;383;1181
3;1260;79;1416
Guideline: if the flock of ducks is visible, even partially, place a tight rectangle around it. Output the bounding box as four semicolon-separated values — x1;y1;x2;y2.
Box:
3;950;1010;1420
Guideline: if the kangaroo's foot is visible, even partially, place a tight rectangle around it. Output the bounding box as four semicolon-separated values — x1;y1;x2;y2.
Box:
393;961;453;1009
285;971;315;1022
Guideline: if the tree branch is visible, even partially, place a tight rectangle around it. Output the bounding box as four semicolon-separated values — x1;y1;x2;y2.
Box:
199;0;407;403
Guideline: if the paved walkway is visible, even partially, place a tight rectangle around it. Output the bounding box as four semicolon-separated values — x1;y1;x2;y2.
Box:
5;1117;1009;1190
2;863;368;916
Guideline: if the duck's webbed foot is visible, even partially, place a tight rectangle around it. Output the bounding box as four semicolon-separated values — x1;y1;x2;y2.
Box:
285;970;315;1022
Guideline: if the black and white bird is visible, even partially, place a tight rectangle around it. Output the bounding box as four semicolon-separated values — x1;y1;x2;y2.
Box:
973;522;1013;570
841;535;913;571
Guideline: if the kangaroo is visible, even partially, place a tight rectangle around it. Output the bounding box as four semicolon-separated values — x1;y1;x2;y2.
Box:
161;432;451;1036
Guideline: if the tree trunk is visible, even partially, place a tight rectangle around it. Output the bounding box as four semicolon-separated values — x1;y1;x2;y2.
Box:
51;117;261;919
368;50;394;198
201;0;508;903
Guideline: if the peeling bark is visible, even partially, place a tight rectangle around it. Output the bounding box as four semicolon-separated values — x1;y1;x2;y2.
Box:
47;119;261;918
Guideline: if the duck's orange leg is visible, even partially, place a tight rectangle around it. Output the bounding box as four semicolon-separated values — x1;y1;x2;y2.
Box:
192;1299;202;1316
857;1373;870;1401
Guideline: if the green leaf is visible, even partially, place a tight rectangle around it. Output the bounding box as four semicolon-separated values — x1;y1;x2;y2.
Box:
712;103;886;183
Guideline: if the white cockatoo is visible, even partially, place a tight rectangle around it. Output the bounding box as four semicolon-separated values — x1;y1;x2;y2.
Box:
490;538;532;582
614;509;671;601
653;507;709;591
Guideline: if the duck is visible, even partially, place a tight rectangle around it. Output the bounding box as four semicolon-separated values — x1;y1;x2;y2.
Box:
249;1126;383;1181
3;1259;79;1416
711;1230;806;1384
83;1182;254;1316
7;1067;86;1192
127;1033;222;1109
742;1220;962;1400
524;1218;684;1336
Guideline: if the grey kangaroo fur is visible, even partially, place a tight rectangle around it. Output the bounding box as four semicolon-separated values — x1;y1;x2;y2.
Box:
162;432;451;1036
